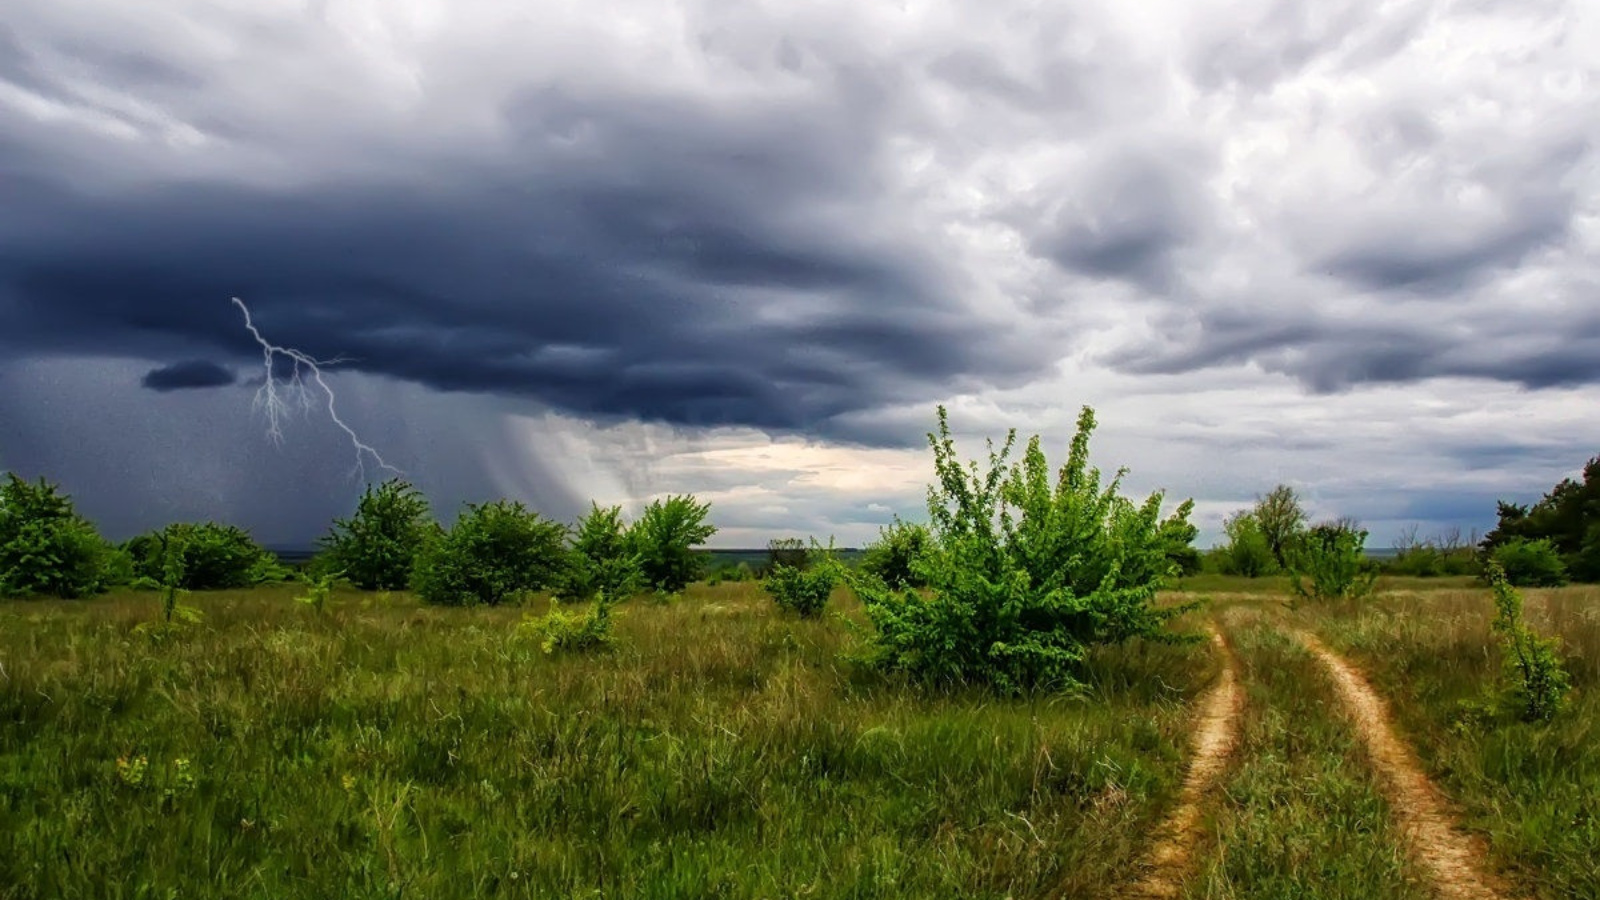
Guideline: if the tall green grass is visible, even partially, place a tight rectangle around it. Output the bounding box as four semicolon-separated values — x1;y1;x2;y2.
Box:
1289;586;1600;899
1;583;1214;899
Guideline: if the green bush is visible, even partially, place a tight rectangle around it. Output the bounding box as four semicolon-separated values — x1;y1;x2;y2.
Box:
1487;562;1571;721
412;500;568;606
518;596;619;654
851;406;1195;693
1216;511;1278;577
125;522;276;591
557;503;642;603
1489;537;1568;587
857;519;930;589
763;541;843;618
1288;521;1378;603
1384;528;1481;578
629;495;716;594
318;478;433;591
0;473;116;598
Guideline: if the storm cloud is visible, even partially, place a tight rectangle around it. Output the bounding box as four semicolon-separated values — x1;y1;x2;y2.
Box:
140;359;235;392
1;0;1598;546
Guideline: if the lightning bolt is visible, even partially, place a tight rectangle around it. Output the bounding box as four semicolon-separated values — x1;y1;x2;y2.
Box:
232;296;401;480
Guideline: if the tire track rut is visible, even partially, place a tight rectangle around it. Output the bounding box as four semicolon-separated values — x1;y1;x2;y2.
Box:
1114;624;1243;899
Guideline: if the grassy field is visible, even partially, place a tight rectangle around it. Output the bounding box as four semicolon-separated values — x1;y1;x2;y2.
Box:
4;578;1597;899
1287;586;1600;899
0;583;1214;899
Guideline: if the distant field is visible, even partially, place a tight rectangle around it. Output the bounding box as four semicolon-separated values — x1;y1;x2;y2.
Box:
2;581;1593;898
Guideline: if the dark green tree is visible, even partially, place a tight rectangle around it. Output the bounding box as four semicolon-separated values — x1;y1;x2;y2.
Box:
858;518;931;589
1483;456;1600;582
1253;484;1308;571
557;503;642;602
413;500;569;606
628;495;716;594
319;478;434;591
0;473;115;598
125;522;277;591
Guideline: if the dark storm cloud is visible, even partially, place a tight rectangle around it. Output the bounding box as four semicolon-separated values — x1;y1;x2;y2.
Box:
1024;148;1207;291
140;359;236;392
0;90;1047;444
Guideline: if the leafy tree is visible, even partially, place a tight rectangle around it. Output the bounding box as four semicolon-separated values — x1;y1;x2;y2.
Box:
1489;537;1568;587
1216;511;1278;577
125;522;276;591
0;473;116;598
557;503;642;602
629;495;716;594
319;478;434;591
858;518;931;590
412;500;569;606
1288;520;1378;603
1253;484;1308;571
1483;456;1600;582
851;406;1196;693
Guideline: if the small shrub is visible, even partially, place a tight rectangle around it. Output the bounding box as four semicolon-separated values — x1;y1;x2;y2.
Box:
629;495;716;594
557;504;642;603
1489;537;1568;587
858;519;930;589
319;478;434;591
295;570;342;614
518;595;619;654
1288;521;1378;603
763;541;843;618
412;500;568;606
0;473;116;599
1487;562;1571;721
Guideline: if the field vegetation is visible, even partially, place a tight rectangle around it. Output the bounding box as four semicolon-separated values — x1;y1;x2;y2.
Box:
3;413;1599;897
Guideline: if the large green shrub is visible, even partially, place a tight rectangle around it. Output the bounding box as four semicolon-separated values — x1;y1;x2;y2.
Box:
857;519;931;590
412;500;568;606
1489;537;1569;587
1287;521;1378;603
0;473;115;598
557;503;642;603
851;406;1195;693
125;522;278;591
629;495;716;594
318;478;434;591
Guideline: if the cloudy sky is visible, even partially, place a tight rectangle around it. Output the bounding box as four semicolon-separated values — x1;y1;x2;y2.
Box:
2;0;1597;549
